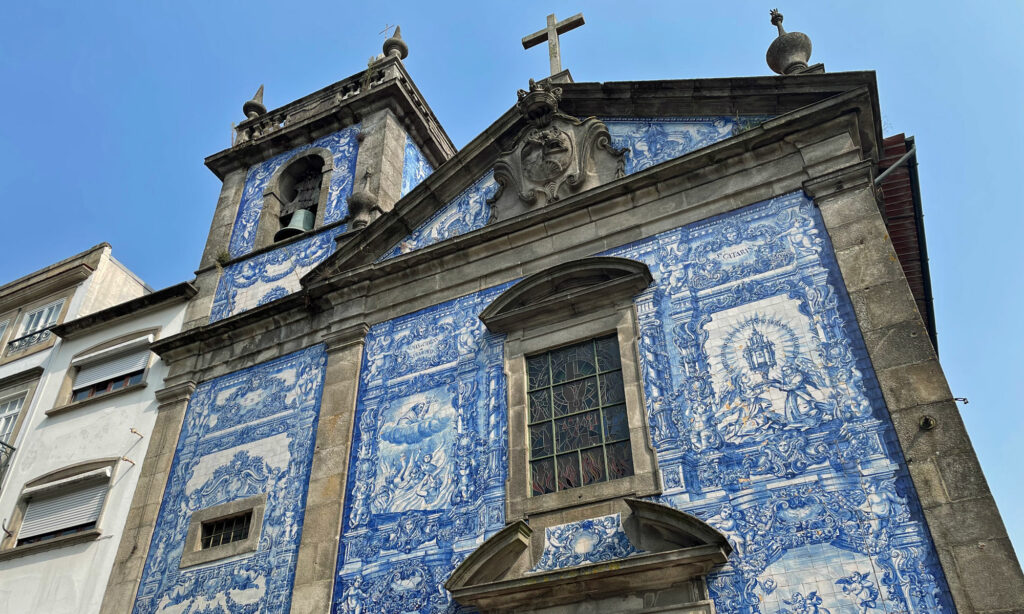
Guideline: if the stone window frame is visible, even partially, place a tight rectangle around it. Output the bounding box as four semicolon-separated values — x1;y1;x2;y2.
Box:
0;458;117;560
180;493;266;568
254;148;334;248
480;257;662;521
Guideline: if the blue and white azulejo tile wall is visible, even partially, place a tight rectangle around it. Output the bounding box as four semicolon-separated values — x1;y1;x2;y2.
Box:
603;116;769;175
133;346;326;614
336;191;952;614
382;117;770;261
211;226;345;322
210;125;360;322
402;134;433;197
333;286;511;614
379;172;498;261
603;192;952;614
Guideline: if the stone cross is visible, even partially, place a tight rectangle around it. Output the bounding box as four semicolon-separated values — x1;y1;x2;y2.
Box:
522;12;585;76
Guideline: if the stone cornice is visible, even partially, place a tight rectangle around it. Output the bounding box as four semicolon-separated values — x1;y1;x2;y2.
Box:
0;366;44;389
52;282;197;340
802;159;875;200
154;381;197;408
204;57;455;180
322;322;370;352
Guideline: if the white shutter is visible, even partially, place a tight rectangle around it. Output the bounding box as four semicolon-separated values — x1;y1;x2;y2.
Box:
19;480;107;539
75;350;150;390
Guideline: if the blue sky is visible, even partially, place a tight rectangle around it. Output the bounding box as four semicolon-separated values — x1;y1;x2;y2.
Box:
1;1;1021;554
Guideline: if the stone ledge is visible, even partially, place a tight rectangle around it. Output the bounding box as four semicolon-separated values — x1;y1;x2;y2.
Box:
45;382;147;417
0;528;102;561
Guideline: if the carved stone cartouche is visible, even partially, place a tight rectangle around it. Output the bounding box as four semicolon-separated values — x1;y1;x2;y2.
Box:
488;79;625;222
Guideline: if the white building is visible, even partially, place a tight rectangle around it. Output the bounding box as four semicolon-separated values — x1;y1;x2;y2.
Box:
0;244;195;613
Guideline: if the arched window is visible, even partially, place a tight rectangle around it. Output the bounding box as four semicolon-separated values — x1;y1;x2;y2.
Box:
479;256;662;520
257;151;332;246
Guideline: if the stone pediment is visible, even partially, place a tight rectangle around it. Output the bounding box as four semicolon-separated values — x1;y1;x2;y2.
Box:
488;79;625;222
300;72;882;285
478;256;652;333
446;499;731;614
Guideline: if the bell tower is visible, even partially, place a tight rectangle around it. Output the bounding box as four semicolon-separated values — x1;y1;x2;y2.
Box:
184;30;455;327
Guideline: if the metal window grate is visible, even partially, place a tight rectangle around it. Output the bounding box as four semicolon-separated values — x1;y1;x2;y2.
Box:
526;334;634;496
200;512;251;549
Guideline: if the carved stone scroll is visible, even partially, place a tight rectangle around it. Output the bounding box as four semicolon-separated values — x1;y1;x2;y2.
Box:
488;80;625;222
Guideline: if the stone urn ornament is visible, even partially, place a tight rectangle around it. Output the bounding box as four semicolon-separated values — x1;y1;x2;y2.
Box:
766;9;812;75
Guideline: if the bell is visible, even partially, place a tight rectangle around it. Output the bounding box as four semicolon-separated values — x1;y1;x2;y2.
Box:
274;208;315;242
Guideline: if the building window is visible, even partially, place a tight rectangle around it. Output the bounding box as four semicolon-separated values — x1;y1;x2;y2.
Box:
201;512;252;549
0;394;25;445
71;371;144;403
527;335;634;495
180;493;266;568
0;374;41;485
0;394;23;485
17;478;106;546
479;256;662;520
61;334;153;407
7;298;65;354
0;462;114;556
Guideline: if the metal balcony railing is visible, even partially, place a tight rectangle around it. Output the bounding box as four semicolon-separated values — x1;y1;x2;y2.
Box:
5;328;52;355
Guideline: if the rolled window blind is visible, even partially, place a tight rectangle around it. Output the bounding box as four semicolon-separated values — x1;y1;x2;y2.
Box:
19;480;107;539
74;350;150;390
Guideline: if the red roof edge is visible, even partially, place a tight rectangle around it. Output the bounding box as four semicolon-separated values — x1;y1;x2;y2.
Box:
879;133;937;352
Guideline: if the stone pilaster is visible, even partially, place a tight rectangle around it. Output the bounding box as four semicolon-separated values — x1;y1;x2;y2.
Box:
184;167;248;330
351;108;408;214
806;163;1024;614
288;323;369;613
99;381;196;614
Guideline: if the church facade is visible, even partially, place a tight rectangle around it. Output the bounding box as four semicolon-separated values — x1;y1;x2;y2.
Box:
96;17;1023;614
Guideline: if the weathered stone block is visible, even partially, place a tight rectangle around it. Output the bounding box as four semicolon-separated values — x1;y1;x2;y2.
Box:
861;320;936;370
952;539;1024;611
878;360;953;412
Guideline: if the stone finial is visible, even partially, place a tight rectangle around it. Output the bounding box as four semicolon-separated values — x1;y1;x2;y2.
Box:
383;25;409;60
766;9;812;75
243;85;267;119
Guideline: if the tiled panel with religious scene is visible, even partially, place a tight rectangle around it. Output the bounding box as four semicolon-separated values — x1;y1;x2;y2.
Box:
132;346;326;614
333;286;512;614
334;190;952;613
604;192;952;614
227;125;360;258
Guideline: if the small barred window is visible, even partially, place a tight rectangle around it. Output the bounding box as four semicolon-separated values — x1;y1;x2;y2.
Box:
526;335;634;495
200;512;252;550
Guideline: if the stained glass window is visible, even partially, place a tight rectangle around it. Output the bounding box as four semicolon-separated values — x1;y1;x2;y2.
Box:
527;335;634;495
